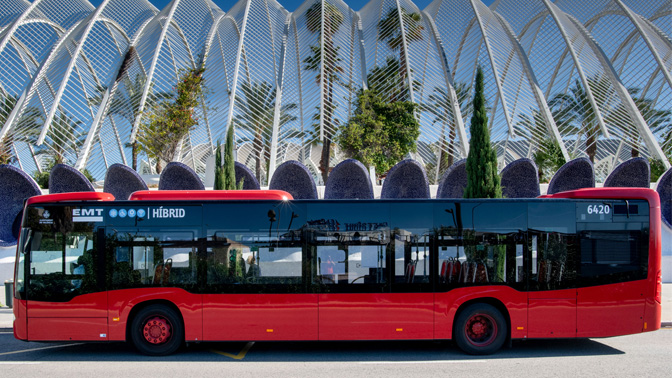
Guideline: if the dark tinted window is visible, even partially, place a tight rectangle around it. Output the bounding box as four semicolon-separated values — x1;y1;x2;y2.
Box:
579;230;648;284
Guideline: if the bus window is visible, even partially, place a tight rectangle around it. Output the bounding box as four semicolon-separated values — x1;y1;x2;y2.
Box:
435;202;527;289
206;231;303;291
578;230;647;284
529;232;578;290
394;232;430;285
108;230;198;289
308;229;389;290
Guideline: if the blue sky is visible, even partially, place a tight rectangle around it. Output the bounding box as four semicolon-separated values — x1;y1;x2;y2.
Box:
87;0;495;12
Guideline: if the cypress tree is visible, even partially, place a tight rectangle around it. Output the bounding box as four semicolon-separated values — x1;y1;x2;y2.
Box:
214;139;224;190
464;66;502;199
223;124;242;190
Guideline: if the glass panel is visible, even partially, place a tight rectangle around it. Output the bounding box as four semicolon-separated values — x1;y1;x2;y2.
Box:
529;232;578;290
310;230;388;288
27;228;96;302
578;230;647;284
109;230;198;289
205;231;303;290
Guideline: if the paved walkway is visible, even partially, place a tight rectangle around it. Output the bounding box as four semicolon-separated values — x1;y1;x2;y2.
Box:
1;284;671;331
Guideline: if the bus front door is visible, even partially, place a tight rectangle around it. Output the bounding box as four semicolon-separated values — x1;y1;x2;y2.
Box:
26;226;108;341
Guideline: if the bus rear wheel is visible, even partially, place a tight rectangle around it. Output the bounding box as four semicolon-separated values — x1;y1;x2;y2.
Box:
454;303;506;355
130;304;183;356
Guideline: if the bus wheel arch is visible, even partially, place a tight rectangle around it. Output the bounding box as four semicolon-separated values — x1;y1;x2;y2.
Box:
452;298;510;355
127;300;184;356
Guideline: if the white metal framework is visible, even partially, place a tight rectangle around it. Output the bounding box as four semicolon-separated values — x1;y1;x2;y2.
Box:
0;0;669;184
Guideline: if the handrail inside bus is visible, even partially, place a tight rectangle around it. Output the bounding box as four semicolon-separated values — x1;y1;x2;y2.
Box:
26;192;116;205
128;190;294;201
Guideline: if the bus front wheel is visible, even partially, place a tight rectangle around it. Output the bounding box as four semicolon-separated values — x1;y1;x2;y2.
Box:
130;304;184;356
454;303;507;355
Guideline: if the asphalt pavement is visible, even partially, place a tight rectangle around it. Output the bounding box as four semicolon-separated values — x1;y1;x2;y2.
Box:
1;284;671;331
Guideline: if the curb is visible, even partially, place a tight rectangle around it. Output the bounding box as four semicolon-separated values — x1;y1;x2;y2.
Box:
662;322;672;328
0;328;12;332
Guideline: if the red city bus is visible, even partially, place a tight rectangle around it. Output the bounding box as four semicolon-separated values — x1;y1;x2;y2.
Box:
12;188;661;355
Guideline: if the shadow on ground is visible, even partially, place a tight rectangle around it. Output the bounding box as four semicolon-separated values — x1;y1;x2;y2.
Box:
0;335;623;362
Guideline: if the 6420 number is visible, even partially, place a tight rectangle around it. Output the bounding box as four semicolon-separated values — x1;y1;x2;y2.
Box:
587;204;610;215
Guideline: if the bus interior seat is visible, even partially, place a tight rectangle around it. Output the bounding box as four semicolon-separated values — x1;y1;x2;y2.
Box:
152;261;164;285
405;261;417;283
440;260;448;283
474;262;488;283
162;258;172;285
447;260;460;283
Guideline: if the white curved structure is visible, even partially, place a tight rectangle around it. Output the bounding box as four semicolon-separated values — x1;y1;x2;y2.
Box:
0;0;669;183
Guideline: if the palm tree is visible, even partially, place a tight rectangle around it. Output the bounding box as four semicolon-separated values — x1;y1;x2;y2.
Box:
234;80;297;184
89;72;170;171
36;111;85;166
513;110;569;182
420;82;474;178
303;2;345;184
0;92;43;164
366;57;405;103
0;93;19;164
376;7;423;101
628;88;671;158
548;77;613;163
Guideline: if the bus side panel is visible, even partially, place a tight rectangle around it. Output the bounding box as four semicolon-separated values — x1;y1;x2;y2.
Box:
26;292;108;341
318;293;433;340
528;289;576;338
27;318;108;341
643;203;662;332
13;299;27;340
108;288;202;342
434;286;527;340
27;292;108;318
577;281;647;337
202;294;318;341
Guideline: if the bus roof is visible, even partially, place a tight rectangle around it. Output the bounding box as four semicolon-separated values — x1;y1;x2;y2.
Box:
540;187;660;206
23;187;657;206
26;192;115;205
128;190;293;201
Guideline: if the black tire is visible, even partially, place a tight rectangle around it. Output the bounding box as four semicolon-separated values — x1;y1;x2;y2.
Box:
453;303;507;355
130;304;184;356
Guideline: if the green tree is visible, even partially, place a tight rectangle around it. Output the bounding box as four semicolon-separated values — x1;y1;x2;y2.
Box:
303;2;345;184
233;81;296;184
464;66;501;199
650;156;672;182
532;138;566;183
214;126;243;190
222;124;242;190
136;65;205;173
337;89;420;178
214;139;224;190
